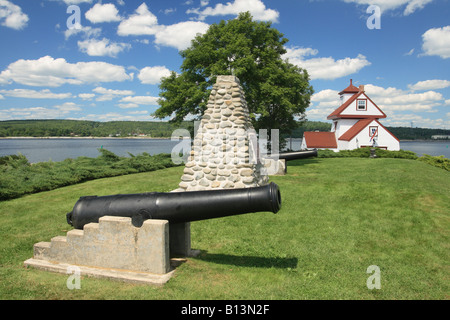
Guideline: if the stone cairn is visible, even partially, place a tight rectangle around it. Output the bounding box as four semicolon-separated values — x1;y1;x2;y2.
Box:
176;75;268;191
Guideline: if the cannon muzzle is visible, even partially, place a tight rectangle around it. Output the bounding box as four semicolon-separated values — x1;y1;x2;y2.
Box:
269;150;318;161
67;182;281;229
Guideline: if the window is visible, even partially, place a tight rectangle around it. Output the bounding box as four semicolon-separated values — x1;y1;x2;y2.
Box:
357;99;367;110
369;126;378;138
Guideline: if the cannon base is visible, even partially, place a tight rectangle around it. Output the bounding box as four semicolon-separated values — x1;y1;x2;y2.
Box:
24;216;180;286
23;258;176;286
170;222;201;258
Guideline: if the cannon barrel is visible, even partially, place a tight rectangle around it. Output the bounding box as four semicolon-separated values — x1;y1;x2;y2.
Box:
268;149;318;161
66;182;281;229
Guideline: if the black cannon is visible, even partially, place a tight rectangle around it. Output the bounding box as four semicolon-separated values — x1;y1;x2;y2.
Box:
66;182;281;229
271;149;318;161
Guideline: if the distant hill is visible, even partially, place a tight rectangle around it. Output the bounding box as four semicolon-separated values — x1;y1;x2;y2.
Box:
0;120;194;138
0;119;448;140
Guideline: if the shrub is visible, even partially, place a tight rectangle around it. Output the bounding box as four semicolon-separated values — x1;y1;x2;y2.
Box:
316;148;450;171
418;154;450;171
0;149;180;201
317;148;418;159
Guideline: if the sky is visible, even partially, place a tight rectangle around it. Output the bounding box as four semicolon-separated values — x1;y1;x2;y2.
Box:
0;0;449;129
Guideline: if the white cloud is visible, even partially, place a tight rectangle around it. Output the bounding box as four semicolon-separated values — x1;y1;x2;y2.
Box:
154;21;209;50
187;0;279;22
0;0;29;30
284;46;371;80
383;113;449;129
0;55;133;87
421;26;450;59
118;3;209;51
93;86;134;101
306;89;340;119
307;83;447;122
341;0;433;16
404;48;414;56
138;66;171;85
64;25;102;40
78;38;131;57
164;8;176;15
78;93;95;100
0;102;82;120
311;89;340;107
78;112;153;122
51;0;93;4
117;3;159;36
117;103;139;109
364;84;444;112
408;79;450;91
120;95;159;105
403;0;434;15
0;88;72;99
85;3;121;23
128;110;148;115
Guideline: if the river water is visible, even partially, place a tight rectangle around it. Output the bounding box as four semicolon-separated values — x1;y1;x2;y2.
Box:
0;138;448;163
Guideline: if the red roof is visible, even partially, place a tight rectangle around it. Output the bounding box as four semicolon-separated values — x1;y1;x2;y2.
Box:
339;79;359;95
303;132;337;148
338;119;400;142
327;91;387;120
338;119;373;141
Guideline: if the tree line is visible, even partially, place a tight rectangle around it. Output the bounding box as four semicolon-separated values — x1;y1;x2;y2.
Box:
0;120;194;138
0;119;447;140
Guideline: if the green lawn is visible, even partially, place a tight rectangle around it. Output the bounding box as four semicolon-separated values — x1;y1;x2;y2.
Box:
0;158;448;299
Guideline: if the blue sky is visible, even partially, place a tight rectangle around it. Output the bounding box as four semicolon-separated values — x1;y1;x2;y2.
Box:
0;0;449;129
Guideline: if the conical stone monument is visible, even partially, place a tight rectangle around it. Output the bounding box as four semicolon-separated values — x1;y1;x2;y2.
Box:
176;75;268;192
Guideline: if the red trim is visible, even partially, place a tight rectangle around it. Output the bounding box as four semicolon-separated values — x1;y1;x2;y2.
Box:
338;119;399;142
338;119;373;141
364;94;387;118
339;79;359;95
374;119;400;142
327;92;360;120
327;91;387;120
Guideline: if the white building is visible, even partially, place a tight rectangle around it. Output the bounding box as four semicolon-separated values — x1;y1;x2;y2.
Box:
302;80;400;151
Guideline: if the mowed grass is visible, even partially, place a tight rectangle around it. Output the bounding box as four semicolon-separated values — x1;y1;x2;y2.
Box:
0;158;448;299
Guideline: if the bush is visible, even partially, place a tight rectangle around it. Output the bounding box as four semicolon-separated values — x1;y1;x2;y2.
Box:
0;149;180;201
418;154;450;171
316;148;450;171
317;148;418;159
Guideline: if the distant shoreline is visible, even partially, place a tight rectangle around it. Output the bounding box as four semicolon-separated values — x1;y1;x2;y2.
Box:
1;137;448;142
0;136;172;140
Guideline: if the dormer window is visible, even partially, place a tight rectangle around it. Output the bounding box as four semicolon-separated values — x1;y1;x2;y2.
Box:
357;99;367;111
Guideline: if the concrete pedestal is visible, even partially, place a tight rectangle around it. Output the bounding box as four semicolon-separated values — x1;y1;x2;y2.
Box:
24;216;174;286
169;222;200;258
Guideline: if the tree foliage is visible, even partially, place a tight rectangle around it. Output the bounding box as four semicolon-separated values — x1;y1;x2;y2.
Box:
0;120;194;138
155;12;314;135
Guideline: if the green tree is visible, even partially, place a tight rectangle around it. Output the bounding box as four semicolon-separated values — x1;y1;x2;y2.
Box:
155;12;313;137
